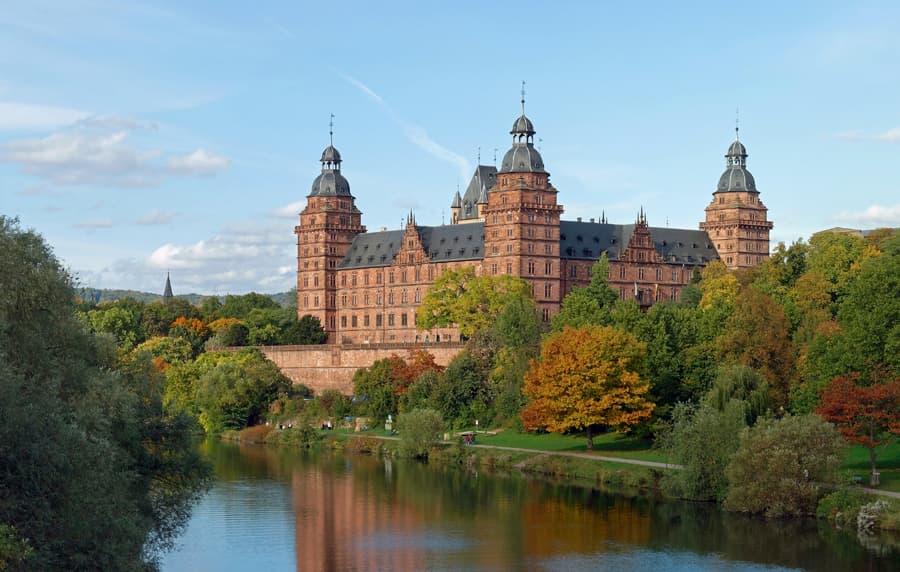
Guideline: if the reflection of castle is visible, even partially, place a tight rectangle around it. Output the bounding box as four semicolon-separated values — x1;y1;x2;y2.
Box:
292;458;425;571
296;99;772;343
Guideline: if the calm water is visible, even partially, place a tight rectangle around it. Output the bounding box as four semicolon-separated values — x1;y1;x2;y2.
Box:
161;440;899;572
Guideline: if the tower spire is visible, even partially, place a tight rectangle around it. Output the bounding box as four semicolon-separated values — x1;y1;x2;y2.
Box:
735;108;739;141
329;113;334;146
521;80;526;115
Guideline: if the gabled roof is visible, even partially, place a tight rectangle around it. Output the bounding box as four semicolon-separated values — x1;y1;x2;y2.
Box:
559;221;718;264
338;224;486;269
459;166;497;221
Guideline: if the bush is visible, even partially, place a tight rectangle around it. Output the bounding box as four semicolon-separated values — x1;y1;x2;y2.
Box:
265;424;323;448
658;401;745;501
725;414;846;517
396;408;444;459
816;488;872;529
344;436;383;455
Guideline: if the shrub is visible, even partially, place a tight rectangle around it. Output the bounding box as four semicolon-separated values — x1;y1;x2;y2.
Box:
266;424;323;448
344;436;383;455
816;488;871;529
725;414;846;517
396;408;444;459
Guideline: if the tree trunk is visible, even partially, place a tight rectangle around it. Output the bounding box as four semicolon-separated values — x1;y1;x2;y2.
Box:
869;446;879;486
586;425;594;450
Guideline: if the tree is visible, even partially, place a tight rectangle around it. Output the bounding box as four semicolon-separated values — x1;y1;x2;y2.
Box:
281;314;328;345
396;408;445;459
416;267;534;337
551;254;618;331
724;414;846;517
0;216;209;570
521;325;654;449
659;401;745;501
195;350;292;433
352;358;400;423
817;374;900;485
169;316;210;356
698;260;739;311
133;336;194;367
718;286;793;406
705;364;771;426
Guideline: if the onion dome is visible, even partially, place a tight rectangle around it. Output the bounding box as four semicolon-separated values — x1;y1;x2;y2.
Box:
716;128;756;193
309;143;351;197
499;84;547;174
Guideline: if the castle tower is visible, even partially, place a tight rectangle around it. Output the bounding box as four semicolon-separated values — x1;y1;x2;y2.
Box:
483;88;563;322
295;126;365;341
700;128;772;269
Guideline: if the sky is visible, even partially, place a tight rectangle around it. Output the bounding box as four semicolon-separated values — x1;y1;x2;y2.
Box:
2;1;899;295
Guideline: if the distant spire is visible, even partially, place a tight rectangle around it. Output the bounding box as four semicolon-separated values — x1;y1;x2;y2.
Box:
329;113;335;146
521;80;526;115
163;272;173;300
601;210;607;224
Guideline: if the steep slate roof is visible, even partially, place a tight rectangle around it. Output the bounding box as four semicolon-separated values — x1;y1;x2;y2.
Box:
560;221;718;264
338;224;486;269
458;166;497;221
339;220;716;270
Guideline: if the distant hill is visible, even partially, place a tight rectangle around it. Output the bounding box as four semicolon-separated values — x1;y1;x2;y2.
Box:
76;288;294;307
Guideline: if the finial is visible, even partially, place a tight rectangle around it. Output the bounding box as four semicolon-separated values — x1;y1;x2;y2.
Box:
477;146;481;165
329;113;334;146
493;148;497;167
538;137;542;152
601;210;607;224
735;108;739;140
521;80;526;115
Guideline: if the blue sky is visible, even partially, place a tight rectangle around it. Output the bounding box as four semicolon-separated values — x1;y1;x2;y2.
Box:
2;1;899;294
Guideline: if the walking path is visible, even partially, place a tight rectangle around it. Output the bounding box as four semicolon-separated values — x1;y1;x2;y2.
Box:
363;434;899;498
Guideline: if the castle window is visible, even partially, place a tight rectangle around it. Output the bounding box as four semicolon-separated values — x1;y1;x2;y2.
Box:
507;244;513;253
415;289;421;303
545;262;552;275
401;270;407;282
719;197;724;204
352;294;358;306
376;273;382;284
527;227;535;237
314;276;319;287
408;254;414;263
388;292;394;305
528;214;535;222
639;268;645;280
545;244;552;254
672;269;677;281
303;296;308;307
303;277;309;287
506;214;513;222
502;196;508;205
376;292;382;305
415;268;421;281
376;314;382;327
364;273;370;285
544;283;552;298
620;288;626;299
401;290;408;304
351;274;357;286
570;266;577;277
506;263;513;274
492;263;498;275
389;272;395;284
492;215;499;224
364;315;370;327
388;314;395;326
528;261;535;275
364;294;370;305
619;266;626;279
507;229;513;237
341;295;347;306
428;267;434;280
493;245;499;254
401;313;408;326
656;268;662;281
351;316;357;327
528;244;535;253
341;316;347;328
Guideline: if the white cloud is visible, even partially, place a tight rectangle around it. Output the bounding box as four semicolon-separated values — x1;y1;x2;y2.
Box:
74;218;113;229
1;128;162;187
836;128;900;142
137;209;177;225
0;101;90;131
1;117;230;188
271;200;305;218
835;204;900;227
168;148;230;176
338;72;471;180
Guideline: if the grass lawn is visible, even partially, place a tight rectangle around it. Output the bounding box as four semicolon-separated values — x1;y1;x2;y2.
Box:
466;429;668;463
840;441;900;493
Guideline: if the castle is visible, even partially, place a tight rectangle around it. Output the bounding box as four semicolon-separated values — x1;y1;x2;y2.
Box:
295;100;772;344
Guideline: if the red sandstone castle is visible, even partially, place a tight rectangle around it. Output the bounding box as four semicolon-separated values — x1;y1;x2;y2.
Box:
295;101;773;344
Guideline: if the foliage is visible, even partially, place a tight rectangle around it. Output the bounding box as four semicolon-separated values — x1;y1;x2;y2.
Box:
816;488;873;529
551;255;618;331
705;364;772;426
352;358;399;424
658;401;745;501
724;414;846;517
0;216;210;570
521;325;653;449
83;303;144;351
281;314;328;345
698;260;739;311
817;373;900;484
195;349;293;433
718;286;793;406
133;335;194;367
169;316;210;356
416;266;534;337
396;408;445;459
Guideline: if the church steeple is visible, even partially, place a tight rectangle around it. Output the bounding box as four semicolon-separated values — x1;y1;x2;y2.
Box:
163;272;174;301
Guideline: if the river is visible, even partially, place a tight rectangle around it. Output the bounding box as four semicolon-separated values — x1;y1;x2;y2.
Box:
161;439;898;571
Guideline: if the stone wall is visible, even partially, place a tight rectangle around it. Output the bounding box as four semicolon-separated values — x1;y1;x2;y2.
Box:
258;342;466;395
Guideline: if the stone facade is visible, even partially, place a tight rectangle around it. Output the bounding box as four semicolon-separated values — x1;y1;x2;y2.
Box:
295;107;772;344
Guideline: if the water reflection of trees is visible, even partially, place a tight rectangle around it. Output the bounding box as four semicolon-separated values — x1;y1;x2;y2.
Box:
204;442;899;571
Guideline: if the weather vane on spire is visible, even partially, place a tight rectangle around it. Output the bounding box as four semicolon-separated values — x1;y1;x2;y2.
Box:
329;113;335;145
521;80;526;114
735;108;740;140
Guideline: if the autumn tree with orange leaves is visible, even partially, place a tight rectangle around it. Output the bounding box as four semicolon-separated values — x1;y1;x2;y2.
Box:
521;325;654;449
816;373;900;485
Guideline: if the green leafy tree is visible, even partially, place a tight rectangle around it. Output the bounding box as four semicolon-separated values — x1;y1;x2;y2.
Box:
724;414;846;517
352;358;400;424
0;216;209;570
84;304;144;351
396;408;445;459
281;314;328;344
416;267;534;338
551;254;618;331
659;401;745;501
705;364;772;425
133;335;194;366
